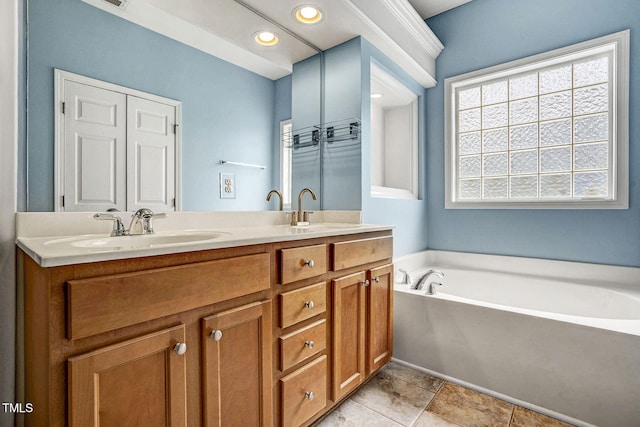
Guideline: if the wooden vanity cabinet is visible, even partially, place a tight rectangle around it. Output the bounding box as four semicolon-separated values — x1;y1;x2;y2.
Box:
21;229;393;427
331;237;394;402
21;245;272;427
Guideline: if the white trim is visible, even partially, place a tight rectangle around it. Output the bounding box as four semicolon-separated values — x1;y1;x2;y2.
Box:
444;30;629;209
338;0;438;88
54;69;182;211
371;186;418;200
379;0;444;57
0;0;18;421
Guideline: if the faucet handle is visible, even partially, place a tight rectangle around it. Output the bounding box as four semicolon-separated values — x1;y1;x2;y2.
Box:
93;213;126;236
142;211;167;234
285;211;298;226
398;268;411;285
302;211;314;223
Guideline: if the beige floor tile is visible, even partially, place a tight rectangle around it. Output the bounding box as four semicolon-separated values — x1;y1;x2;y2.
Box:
412;410;462;427
510;406;574;427
314;399;403;427
427;382;514;427
382;362;445;393
352;371;436;426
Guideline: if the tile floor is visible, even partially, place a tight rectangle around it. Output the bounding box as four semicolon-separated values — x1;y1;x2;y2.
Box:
314;361;574;427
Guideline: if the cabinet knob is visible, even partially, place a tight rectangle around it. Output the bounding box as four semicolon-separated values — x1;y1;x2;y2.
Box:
304;300;315;309
173;342;187;355
303;259;315;268
304;391;315;401
209;330;223;341
373;276;380;283
304;340;315;349
361;279;370;286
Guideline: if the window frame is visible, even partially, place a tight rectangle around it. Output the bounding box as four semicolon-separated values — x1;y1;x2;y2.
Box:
444;30;629;209
280;119;292;209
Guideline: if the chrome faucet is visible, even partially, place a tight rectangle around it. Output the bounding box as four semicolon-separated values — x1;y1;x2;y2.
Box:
128;208;166;235
93;208;166;236
297;188;317;223
412;269;445;291
266;189;283;211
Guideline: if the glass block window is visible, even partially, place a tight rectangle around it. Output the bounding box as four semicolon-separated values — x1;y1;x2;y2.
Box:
445;31;629;209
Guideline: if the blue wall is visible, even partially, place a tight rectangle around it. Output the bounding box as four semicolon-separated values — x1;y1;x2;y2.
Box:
426;0;640;267
27;0;277;211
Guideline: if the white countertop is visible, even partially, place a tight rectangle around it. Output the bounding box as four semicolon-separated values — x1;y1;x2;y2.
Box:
16;211;393;267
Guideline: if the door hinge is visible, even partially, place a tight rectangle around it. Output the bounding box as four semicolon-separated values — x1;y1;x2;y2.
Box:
61;195;65;207
61;102;66;114
171;198;176;208
174;124;179;134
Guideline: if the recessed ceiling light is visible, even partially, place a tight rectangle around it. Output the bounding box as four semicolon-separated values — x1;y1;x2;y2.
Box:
371;93;383;99
293;5;323;24
254;31;279;46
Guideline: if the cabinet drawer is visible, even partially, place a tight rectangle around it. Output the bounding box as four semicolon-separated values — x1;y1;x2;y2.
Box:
279;319;326;371
279;282;326;328
67;252;270;340
331;236;392;271
280;355;327;427
280;244;327;284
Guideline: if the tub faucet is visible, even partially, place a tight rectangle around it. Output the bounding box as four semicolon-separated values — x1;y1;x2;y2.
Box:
412;269;444;290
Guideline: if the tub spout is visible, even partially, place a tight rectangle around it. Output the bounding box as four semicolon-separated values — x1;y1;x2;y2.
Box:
412;269;444;290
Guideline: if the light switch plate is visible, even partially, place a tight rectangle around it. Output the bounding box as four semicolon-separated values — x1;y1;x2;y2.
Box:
220;172;235;199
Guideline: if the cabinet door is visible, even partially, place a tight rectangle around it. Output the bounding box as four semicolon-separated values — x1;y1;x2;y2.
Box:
367;264;394;374
68;325;187;427
202;300;273;427
332;271;366;402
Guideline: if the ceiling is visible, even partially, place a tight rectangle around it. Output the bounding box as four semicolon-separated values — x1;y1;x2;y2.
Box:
81;0;467;86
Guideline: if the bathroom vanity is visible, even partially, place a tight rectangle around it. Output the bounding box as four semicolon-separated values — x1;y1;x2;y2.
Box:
17;212;393;427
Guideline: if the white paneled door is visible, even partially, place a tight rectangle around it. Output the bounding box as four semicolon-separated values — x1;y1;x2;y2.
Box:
127;96;176;212
63;81;127;212
57;71;179;212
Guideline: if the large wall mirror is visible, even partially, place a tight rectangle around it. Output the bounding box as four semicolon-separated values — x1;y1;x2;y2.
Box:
26;0;324;213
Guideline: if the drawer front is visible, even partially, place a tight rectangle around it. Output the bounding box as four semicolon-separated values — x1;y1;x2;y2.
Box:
280;355;327;427
67;252;270;340
279;319;326;371
279;282;326;328
331;236;392;271
280;244;327;284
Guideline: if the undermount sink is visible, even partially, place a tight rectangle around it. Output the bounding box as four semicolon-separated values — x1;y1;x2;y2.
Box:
45;230;228;250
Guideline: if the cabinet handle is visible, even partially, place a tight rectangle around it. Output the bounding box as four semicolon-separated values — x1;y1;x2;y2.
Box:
303;259;315;268
209;330;223;341
173;342;187;355
361;279;370;286
373;276;380;283
304;340;315;349
304;391;315;401
304;300;315;309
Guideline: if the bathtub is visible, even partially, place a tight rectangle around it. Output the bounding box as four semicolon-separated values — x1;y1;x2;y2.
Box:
393;250;640;427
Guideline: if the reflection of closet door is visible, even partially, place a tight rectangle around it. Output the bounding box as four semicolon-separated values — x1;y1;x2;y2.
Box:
127;96;176;212
63;81;127;212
